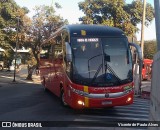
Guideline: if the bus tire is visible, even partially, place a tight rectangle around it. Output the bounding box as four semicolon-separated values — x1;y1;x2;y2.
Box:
60;87;68;107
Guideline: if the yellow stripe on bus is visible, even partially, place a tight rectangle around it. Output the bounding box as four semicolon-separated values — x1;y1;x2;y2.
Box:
84;86;89;107
84;86;88;92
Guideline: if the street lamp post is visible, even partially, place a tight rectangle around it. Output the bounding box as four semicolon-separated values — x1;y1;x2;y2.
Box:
154;0;160;51
13;17;20;82
140;0;146;59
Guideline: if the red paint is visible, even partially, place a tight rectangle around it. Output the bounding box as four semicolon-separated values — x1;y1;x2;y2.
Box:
142;59;153;80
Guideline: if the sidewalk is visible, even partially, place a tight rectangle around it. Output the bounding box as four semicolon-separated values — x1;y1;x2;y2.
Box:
141;81;151;99
0;65;41;85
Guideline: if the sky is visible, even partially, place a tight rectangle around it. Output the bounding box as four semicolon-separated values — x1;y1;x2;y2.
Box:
14;0;156;41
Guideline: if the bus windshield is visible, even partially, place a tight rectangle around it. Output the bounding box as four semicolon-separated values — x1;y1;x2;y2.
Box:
71;37;133;87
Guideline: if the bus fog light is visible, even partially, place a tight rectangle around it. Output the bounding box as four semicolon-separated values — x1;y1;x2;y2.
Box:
126;97;132;102
78;100;84;106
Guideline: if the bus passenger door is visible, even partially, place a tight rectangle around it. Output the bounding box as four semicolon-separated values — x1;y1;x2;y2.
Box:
48;60;55;92
54;53;63;96
50;35;63;97
40;45;52;89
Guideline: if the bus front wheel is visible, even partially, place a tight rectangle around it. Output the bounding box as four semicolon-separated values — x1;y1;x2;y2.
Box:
60;87;68;107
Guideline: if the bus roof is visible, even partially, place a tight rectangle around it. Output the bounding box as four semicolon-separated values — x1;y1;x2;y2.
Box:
143;59;153;63
61;24;126;37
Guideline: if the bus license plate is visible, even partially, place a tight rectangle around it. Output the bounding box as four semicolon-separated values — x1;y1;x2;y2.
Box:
102;101;112;105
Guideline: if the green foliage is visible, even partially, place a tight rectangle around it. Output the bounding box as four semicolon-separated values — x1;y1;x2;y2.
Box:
125;0;154;27
0;0;68;71
23;4;68;66
55;2;62;9
0;0;29;60
78;0;154;36
144;40;157;59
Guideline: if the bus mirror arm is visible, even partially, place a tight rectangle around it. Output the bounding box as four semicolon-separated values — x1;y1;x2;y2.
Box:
65;42;72;62
66;54;72;62
129;43;142;61
129;42;142;95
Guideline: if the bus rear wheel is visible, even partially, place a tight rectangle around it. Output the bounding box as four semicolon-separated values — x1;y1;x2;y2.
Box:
60;88;68;107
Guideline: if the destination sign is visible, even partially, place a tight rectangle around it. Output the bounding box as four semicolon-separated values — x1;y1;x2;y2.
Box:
77;38;99;42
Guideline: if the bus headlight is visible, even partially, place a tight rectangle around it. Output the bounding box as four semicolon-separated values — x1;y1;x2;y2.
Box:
77;100;84;106
126;97;132;102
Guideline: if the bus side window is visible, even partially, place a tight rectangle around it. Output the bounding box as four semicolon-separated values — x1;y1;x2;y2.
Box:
62;30;69;62
62;31;71;77
53;34;63;60
40;45;50;59
49;45;54;60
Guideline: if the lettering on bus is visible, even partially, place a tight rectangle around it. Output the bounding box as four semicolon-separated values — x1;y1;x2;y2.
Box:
77;38;99;43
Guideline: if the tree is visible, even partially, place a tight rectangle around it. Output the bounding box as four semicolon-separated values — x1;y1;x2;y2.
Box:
144;40;156;59
78;0;154;37
24;4;68;80
0;0;29;64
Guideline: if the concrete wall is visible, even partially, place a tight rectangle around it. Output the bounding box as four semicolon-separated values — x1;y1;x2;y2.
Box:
149;51;160;130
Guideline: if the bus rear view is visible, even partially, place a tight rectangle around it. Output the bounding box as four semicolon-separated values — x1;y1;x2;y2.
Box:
40;25;142;109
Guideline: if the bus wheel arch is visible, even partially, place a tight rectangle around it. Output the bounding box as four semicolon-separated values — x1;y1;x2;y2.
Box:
60;84;68;106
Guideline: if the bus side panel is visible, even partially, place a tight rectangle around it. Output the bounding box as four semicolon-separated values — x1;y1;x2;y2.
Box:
40;59;51;88
63;73;72;105
50;57;64;97
49;61;57;94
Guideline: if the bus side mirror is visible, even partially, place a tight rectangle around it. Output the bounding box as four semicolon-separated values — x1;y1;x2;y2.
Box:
65;42;72;62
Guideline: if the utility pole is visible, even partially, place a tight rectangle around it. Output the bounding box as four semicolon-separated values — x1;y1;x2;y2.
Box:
51;0;53;6
140;0;146;59
13;17;20;82
154;0;160;51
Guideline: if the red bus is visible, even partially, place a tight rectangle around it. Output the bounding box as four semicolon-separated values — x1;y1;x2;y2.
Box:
142;59;153;80
40;24;142;109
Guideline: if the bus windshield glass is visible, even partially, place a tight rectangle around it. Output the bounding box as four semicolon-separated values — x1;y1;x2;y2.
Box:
71;37;132;87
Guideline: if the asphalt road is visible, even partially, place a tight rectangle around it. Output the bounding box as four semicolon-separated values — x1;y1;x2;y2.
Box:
0;82;150;130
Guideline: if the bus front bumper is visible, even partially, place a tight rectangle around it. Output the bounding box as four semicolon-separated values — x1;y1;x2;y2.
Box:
68;89;134;109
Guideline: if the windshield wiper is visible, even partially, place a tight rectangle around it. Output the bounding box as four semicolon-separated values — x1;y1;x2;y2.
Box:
88;54;103;78
90;63;103;84
89;53;112;85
